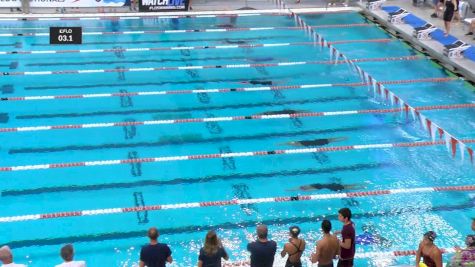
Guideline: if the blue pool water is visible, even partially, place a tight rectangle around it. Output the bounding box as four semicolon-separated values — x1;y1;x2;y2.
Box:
0;11;474;267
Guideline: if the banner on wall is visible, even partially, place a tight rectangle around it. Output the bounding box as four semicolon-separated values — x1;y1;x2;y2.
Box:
139;0;189;12
0;0;126;8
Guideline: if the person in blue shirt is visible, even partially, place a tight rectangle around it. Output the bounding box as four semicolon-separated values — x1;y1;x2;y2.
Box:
139;227;172;267
247;225;277;267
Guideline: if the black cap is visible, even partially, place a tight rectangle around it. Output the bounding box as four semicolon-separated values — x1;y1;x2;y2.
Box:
289;226;301;237
424;231;437;242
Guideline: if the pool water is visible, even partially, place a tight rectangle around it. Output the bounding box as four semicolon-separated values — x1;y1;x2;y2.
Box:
0;11;474;267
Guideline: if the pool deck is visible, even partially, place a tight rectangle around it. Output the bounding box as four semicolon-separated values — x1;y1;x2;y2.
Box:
0;0;474;82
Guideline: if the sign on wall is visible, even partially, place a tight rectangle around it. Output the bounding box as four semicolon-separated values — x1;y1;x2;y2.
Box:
139;0;189;12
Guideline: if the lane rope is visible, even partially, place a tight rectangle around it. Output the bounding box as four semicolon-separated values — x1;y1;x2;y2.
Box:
0;139;474;172
0;185;473;222
0;77;456;102
0;23;374;37
0;55;422;76
0;103;472;133
0;38;392;55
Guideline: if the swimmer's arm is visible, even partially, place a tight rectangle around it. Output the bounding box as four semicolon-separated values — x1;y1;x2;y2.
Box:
139;261;145;267
415;243;422;266
434;248;443;267
167;256;173;264
310;242;320;263
340;238;351;250
280;244;288;257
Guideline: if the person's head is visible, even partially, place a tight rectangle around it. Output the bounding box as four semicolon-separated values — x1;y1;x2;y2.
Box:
338;208;352;223
257;224;268;240
423;231;437;245
466;235;475;247
60;244;74;262
0;246;13;264
204;230;220;255
471;218;475;231
289;226;300;238
321;220;332;234
148;227;159;241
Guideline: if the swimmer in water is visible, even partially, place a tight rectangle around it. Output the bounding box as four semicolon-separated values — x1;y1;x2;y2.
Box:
283;137;347;147
238;80;274;86
256;109;309;116
287;183;364;192
247;57;274;63
223;39;248;45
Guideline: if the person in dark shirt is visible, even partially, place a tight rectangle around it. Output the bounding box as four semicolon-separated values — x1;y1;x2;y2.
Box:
198;230;229;267
334;208;355;267
139;227;172;267
247;224;277;267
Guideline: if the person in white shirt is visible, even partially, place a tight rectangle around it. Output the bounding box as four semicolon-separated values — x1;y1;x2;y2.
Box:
0;246;26;267
55;244;86;267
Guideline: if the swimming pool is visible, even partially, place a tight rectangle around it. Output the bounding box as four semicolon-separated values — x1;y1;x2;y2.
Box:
0;10;474;266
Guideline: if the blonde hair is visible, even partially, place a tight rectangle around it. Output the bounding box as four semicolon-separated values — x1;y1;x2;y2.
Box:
203;230;219;256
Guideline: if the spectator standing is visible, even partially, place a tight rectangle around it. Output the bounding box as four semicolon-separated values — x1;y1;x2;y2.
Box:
198;230;229;267
281;226;306;267
416;231;442;267
0;246;26;267
247;225;277;267
447;235;475;266
311;220;339;267
334;208;355;267
55;244;86;267
139;227;172;267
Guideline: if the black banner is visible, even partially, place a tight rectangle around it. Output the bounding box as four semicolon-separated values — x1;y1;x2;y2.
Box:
138;0;189;12
49;27;82;45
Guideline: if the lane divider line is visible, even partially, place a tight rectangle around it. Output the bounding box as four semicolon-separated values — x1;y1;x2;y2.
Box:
0;24;374;38
0;77;456;102
0;55;422;76
0;139;474;172
0;185;473;222
0;39;392;55
0;103;472;133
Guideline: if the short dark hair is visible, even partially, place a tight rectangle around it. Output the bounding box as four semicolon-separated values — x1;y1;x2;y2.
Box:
257;225;268;239
338;208;352;220
60;244;74;262
322;220;332;233
148;227;159;241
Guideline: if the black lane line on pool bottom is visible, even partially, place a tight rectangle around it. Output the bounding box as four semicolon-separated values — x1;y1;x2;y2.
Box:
8;124;384;154
122;118;137;140
15;96;365;120
119;90;134;108
205;113;223;135
232;183;258;215
128;151;142;177
133;192;149;224
219;146;236;171
23;74;295;90
1;163;389;197
4;199;473;249
1;85;14;94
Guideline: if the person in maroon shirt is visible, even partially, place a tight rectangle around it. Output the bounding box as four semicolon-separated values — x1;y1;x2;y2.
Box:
334;208;355;267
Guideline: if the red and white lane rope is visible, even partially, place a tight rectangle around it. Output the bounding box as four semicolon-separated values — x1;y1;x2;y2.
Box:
0;139;474;172
1;103;472;133
0;77;456;102
0;55;421;76
0;185;473;222
0;23;373;37
0;38;392;56
223;248;458;266
272;0;472;164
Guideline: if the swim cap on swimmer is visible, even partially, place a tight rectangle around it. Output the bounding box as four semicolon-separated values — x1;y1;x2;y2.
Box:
424;231;437;242
289;226;300;237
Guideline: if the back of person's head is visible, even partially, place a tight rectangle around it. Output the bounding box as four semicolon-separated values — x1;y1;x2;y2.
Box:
0;246;13;264
289;226;300;238
466;235;475;247
60;244;74;262
148;227;159;241
322;220;332;234
423;231;437;243
204;230;219;256
257;224;268;239
338;208;352;221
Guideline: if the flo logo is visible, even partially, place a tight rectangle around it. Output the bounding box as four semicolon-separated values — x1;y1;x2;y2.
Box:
139;0;188;11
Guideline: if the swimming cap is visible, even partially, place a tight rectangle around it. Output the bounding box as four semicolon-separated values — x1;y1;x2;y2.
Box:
289;226;300;237
424;231;437;242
